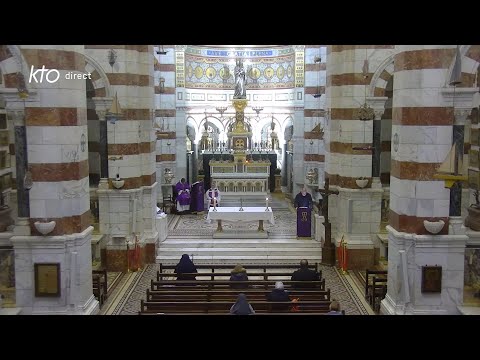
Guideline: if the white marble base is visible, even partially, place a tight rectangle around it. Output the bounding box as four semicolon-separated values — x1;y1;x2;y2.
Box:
11;226;100;315
380;225;468;315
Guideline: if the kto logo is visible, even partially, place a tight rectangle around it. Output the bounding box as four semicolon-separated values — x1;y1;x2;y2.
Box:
29;65;60;83
28;65;92;84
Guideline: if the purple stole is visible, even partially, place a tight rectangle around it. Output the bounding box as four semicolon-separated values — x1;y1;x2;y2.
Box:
175;182;191;206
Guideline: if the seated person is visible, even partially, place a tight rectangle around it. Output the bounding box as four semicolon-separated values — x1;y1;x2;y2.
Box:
327;299;343;315
230;293;255;315
206;182;221;207
229;264;249;289
175;178;191;213
174;254;197;284
266;281;291;312
291;259;320;288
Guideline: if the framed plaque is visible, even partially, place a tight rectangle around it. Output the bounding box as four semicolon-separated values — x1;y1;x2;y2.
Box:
34;263;61;297
421;265;442;293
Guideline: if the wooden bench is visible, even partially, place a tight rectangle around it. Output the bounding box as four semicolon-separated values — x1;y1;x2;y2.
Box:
139;300;332;314
92;269;108;306
156;270;323;282
146;288;331;302
159;263;320;273
139;311;344;315
370;276;387;312
150;279;326;291
365;269;387;299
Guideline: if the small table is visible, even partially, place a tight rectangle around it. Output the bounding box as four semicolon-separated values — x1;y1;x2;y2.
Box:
206;206;275;238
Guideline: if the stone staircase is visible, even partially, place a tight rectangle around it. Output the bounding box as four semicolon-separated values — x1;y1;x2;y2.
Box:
156;234;322;265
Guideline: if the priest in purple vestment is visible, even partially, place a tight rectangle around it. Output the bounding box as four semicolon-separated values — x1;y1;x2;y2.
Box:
175;178;191;213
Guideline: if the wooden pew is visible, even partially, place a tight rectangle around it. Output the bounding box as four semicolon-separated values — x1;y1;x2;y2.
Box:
92;269;108;306
159;263;319;273
150;279;326;291
156;270;323;282
146;288;331;302
140;299;332;314
370;276;387;312
365;269;387;299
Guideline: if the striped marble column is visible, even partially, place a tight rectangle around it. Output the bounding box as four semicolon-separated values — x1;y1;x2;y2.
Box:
9;45;98;314
86;45;157;270
389;45;456;235
154;45;177;200
325;45;392;269
303;45;326;198
382;45;467;315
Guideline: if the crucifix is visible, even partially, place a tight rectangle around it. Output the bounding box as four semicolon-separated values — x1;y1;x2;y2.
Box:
315;178;339;266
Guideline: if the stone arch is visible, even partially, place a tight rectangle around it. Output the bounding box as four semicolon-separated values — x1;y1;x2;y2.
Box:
0;45;33;94
369;53;395;97
83;54;112;97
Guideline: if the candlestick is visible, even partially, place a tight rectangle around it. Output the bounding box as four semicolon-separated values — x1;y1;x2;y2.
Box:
239;197;244;211
265;197;269;211
213;197;217;211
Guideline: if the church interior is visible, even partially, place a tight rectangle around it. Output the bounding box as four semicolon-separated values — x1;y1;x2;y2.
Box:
0;44;480;315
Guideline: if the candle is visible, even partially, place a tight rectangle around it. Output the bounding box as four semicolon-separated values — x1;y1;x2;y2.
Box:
213;197;217;210
266;197;269;209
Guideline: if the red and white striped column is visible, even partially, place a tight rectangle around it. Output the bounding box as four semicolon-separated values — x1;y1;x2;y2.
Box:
10;45;97;314
86;45;157;270
382;45;466;315
325;45;392;269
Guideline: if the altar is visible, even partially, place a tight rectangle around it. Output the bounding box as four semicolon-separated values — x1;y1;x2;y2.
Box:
206;206;275;238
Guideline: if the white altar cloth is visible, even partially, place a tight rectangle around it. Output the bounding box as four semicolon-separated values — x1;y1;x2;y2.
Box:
206;207;275;224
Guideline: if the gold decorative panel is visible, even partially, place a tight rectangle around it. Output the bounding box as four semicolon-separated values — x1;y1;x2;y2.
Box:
295;50;304;88
175;50;185;88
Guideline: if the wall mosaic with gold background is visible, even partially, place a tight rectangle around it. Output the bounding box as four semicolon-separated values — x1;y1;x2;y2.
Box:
184;46;295;90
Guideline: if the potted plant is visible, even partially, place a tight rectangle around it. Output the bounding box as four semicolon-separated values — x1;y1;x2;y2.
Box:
465;190;480;231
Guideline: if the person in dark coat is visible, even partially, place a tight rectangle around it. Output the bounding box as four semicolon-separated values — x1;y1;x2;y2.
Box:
230;293;255;315
174;254;197;284
229;264;249;289
291;259;320;288
266;281;291;312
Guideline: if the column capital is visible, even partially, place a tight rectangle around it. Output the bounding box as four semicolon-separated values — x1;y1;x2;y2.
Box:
1;88;38;109
92;97;114;120
366;96;389;119
441;87;478;111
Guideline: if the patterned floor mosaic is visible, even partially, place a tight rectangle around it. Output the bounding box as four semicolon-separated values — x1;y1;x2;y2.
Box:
168;210;296;236
110;264;369;315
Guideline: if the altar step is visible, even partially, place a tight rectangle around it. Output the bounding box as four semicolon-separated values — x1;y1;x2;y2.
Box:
156;238;322;265
160;238;319;248
156;254;323;265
